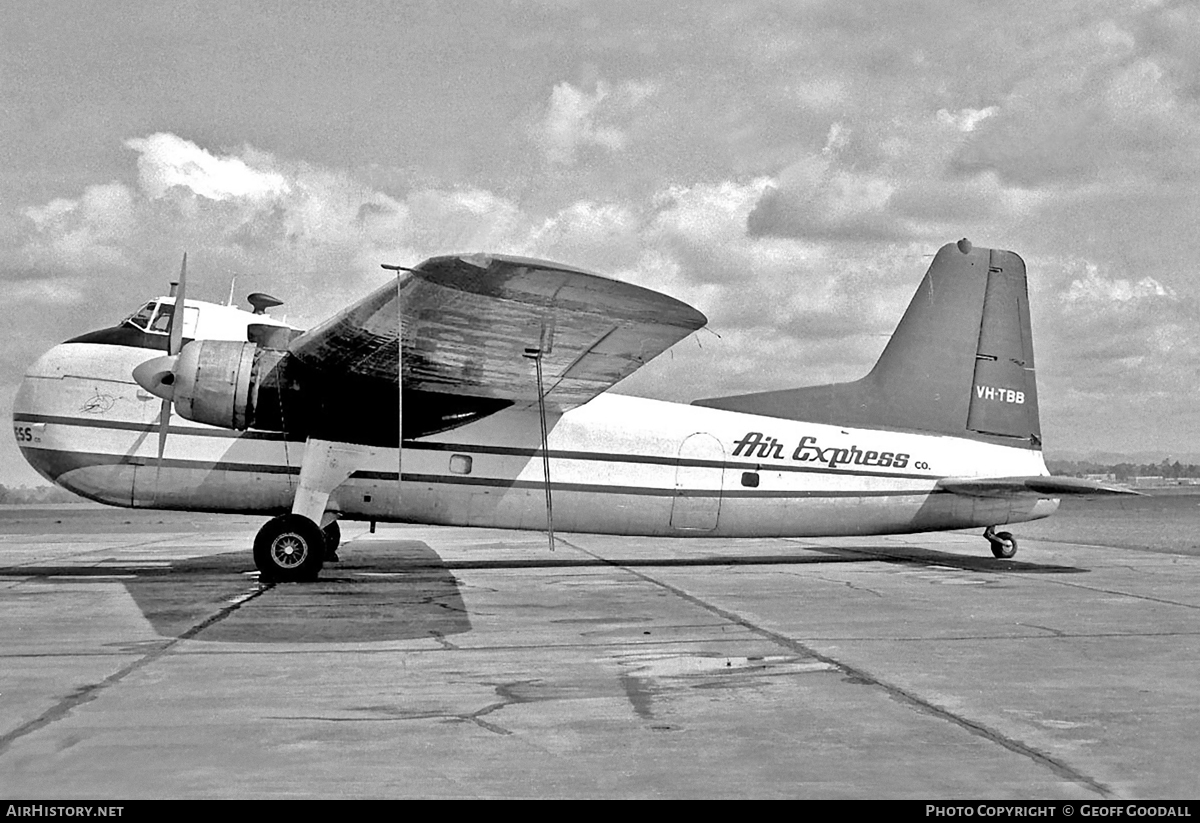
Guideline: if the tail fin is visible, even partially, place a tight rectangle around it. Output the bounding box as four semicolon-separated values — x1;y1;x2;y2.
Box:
693;240;1042;448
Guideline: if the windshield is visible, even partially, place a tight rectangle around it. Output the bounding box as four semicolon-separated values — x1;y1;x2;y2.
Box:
122;302;158;331
150;304;175;332
121;301;199;337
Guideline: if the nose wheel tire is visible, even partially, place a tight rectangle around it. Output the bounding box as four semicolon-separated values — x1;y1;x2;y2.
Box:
984;528;1017;559
254;514;326;582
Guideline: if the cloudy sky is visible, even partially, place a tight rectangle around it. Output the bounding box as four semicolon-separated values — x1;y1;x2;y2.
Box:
3;0;1198;486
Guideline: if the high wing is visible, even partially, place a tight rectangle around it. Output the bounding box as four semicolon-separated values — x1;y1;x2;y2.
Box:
936;476;1141;498
287;253;707;410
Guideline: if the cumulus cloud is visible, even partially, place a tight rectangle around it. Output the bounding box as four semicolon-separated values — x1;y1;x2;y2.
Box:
0;131;938;407
936;106;998;132
746;150;904;243
126;133;290;201
529;80;656;165
5;277;88;306
20;182;136;269
1062;264;1175;306
1025;253;1199;441
3;134;549;330
949;14;1200;187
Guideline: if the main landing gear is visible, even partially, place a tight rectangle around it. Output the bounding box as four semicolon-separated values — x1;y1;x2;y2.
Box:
253;513;343;582
983;525;1017;559
254;435;379;581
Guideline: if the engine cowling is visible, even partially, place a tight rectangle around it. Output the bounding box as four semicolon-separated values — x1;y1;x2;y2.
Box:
133;338;510;443
171;340;289;430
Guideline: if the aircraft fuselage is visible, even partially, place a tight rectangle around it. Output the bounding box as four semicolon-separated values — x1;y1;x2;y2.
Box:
14;341;1057;538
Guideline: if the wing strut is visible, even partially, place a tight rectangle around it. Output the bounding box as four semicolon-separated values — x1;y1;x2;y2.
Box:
382;263;412;513
524;347;555;552
403;273;408;513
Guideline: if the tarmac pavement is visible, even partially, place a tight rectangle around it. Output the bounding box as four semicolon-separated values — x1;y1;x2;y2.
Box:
2;509;1198;798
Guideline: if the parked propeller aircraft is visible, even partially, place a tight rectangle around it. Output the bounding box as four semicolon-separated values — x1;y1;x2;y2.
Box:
12;239;1132;581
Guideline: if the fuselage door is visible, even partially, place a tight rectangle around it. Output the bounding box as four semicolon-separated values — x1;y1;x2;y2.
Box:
670;432;724;532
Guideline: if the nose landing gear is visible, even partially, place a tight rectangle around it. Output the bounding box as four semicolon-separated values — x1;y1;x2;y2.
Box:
983;525;1017;559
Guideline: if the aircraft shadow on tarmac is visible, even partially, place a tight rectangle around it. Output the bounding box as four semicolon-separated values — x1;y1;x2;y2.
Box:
0;537;1084;644
799;543;1088;574
3;540;472;645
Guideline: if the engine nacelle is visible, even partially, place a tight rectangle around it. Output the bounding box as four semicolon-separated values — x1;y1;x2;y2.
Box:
172;340;288;430
155;339;506;442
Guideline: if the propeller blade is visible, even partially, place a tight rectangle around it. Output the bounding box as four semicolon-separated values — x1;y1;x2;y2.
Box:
149;252;188;472
168;252;187;357
157;399;171;460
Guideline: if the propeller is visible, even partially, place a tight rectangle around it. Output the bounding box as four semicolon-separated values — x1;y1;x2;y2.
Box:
132;253;188;462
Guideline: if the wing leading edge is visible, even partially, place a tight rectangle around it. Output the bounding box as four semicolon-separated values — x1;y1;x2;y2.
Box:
288;254;707;410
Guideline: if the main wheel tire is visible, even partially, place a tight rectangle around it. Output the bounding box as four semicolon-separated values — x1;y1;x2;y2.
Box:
254;514;326;582
322;520;341;562
990;531;1017;559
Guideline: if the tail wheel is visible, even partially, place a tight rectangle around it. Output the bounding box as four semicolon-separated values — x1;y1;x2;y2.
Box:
254;514;325;582
989;531;1017;559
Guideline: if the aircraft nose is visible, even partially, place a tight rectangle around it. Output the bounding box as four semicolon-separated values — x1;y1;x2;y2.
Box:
13;340;147;504
12;345;63;482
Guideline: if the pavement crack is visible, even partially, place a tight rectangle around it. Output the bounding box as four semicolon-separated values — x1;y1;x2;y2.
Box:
1019;623;1068;638
558;537;1118;800
1038;577;1200;610
466;702;514;735
826;576;884;597
0;582;270;755
429;631;460;650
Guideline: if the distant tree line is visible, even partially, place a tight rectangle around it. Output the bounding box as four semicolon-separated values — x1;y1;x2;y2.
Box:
1047;460;1200;481
0;484;81;504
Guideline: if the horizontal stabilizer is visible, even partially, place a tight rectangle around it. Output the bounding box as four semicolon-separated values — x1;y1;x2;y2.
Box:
937;476;1142;499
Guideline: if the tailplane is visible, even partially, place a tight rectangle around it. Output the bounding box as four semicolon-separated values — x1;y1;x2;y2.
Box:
693;240;1042;448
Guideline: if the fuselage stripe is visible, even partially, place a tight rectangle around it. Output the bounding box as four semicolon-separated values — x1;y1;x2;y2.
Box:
14;413;942;481
23;447;947;500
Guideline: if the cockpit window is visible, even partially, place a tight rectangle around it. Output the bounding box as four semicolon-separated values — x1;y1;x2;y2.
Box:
150;305;175;332
121;301;199;337
123;302;158;331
